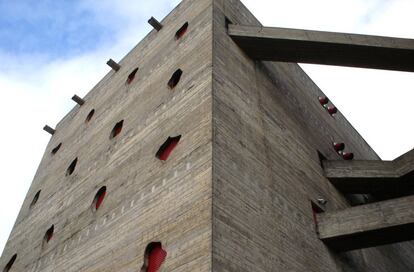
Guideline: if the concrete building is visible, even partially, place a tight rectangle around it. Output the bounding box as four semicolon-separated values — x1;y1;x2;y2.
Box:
1;0;414;271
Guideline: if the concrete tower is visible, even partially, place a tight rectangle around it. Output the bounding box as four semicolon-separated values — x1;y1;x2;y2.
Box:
2;0;414;271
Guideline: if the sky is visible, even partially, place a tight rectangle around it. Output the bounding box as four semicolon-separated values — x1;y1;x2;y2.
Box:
0;0;413;256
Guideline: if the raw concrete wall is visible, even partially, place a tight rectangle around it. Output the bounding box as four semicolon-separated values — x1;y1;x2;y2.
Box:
1;0;213;271
212;0;414;271
3;0;414;271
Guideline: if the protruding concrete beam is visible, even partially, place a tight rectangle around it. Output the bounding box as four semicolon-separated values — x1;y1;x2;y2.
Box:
323;148;414;194
323;160;400;194
106;59;121;72
394;148;414;175
43;125;55;135
317;195;414;251
228;24;414;72
71;95;85;106
148;17;163;31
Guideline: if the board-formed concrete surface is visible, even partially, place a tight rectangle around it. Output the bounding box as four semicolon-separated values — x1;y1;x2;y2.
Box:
2;0;414;271
228;24;414;72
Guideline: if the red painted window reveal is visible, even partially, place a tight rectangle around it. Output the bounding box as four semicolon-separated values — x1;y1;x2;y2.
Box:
175;22;188;40
333;142;345;152
30;190;41;209
142;242;167;272
156;135;181;161
327;105;338;115
93;186;106;211
66;158;78;176
127;67;139;85
167;69;183;89
85;109;95;123
318;96;329;106
311;207;318;225
147;245;167;272
51;143;62;155
110;120;124;139
311;202;324;225
45;225;54;243
4;254;17;272
342;152;354;160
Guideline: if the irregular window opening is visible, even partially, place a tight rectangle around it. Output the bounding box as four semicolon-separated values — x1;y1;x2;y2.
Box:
342;152;354;160
333;142;345;152
167;69;183;89
156;135;181;161
66;158;78;176
318;96;329;106
85;109;95;123
327;105;338;115
44;225;54;244
110;120;124;139
30;190;41;209
311;201;325;227
317;151;326;168
51;143;62;155
92;186;106;211
141;242;167;272
127;67;139;85
175;22;188;40
3;254;17;272
225;17;233;29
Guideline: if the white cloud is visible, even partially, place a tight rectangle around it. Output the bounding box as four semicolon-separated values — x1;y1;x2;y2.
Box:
241;0;383;32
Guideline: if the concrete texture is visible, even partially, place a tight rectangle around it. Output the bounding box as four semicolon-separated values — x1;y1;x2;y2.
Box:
1;0;414;271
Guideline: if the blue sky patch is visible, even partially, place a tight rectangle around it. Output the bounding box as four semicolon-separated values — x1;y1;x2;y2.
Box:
0;0;115;58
